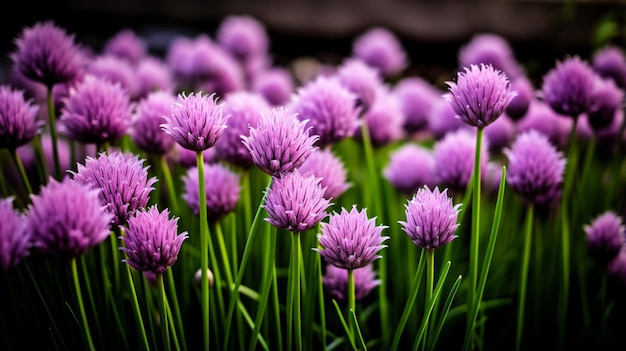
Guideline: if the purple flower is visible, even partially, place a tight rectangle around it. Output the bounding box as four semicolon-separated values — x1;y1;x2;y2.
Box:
135;56;175;99
352;27;407;77
166;36;197;89
383;143;436;196
288;75;360;148
484;114;515;153
433;128;489;194
182;163;241;220
541;56;596;119
354;85;404;147
0;85;41;149
71;151;158;226
297;148;350;200
252;67;295;106
192;38;245;97
584;211;625;266
315;205;389;270
263;169;331;232
428;99;466;140
87;55;138;98
505;75;534;120
216;15;269;62
130;91;177;155
458;33;523;80
336;58;383;112
214;91;271;169
588;76;624;131
592;45;626;89
504;130;566;206
59;74;132;146
27;177;113;257
323;264;380;302
161;91;229;152
444;64;517;128
241;107;318;176
608;248;626;288
517;100;570;149
12;21;83;88
400;186;461;250
0;197;31;272
120;205;188;274
102;29;147;66
393;76;441;134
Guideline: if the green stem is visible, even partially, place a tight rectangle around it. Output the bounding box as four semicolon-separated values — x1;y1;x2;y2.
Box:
424;250;435;350
516;204;534;351
46;87;61;179
160;155;179;214
166;269;187;351
10;148;32;195
71;257;96;351
316;238;327;350
467;126;483;342
293;232;302;351
347;269;355;341
248;224;276;351
31;134;48;184
157;274;171;351
124;260;150;350
196;151;210;351
391;249;426;350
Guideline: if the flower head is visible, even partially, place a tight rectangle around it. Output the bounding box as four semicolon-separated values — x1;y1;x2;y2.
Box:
263;169;331;232
433;128;489;195
505;75;534;120
161;91;229;152
505;130;566;206
288;75;360;148
592;45;626;89
354;85;404;147
297;148;350;200
588;76;624;131
484;114;515;153
71;151;158;226
59;74;132;145
458;33;523;80
608;248;626;288
216;15;269;62
315;206;388;270
383;143;436;196
399;186;461;250
0;85;41;149
27;177;113;257
182;163;241;220
241;107;318;176
192;38;245;97
517;100;570;149
541;56;596;118
584;211;626;266
323;264;380;301
135;56;175;99
252;68;295;106
336;58;383;112
102;29;147;66
12;21;83;87
130;91;177;155
393;76;440;134
444;64;516;128
87;55;138;98
428;100;466;140
0;197;31;272
214;91;271;169
352;27;407;77
120;205;188;274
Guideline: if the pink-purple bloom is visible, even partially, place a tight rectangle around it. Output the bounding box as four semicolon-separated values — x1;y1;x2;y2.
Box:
354;85;404;147
0;85;41;149
135;56;175;99
71;151;158;226
130;91;177;155
12;21;83;88
120;205;188;274
0;197;31;272
383;143;436;196
393;76;440;134
352;27;407;77
588;76;624;131
87;55;138;98
323;264;380;301
315;205;388;270
27;177;113;257
505;130;566;206
161;91;229;152
288;75;360;148
584;211;626;266
241;107;318;176
444;64;517;128
484;114;515;153
336;58;383;112
541;56;596;119
399;186;461;250
505;75;534;120
214;91;271;169
216;15;269;62
59;74;132;146
458;33;523;80
297;148;350;200
252;68;295;106
263;169;331;232
428;99;466;140
592;45;626;89
517;100;570;149
182;163;241;220
102;28;147;66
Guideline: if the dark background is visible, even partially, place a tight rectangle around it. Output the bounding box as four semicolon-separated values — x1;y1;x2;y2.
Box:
1;0;625;85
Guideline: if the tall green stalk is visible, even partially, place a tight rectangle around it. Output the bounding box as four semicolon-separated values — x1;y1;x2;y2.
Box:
71;257;96;351
424;250;435;349
196;151;210;351
46;87;61;179
156;274;171;351
159;156;179;214
10;148;32;195
516;204;534;351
